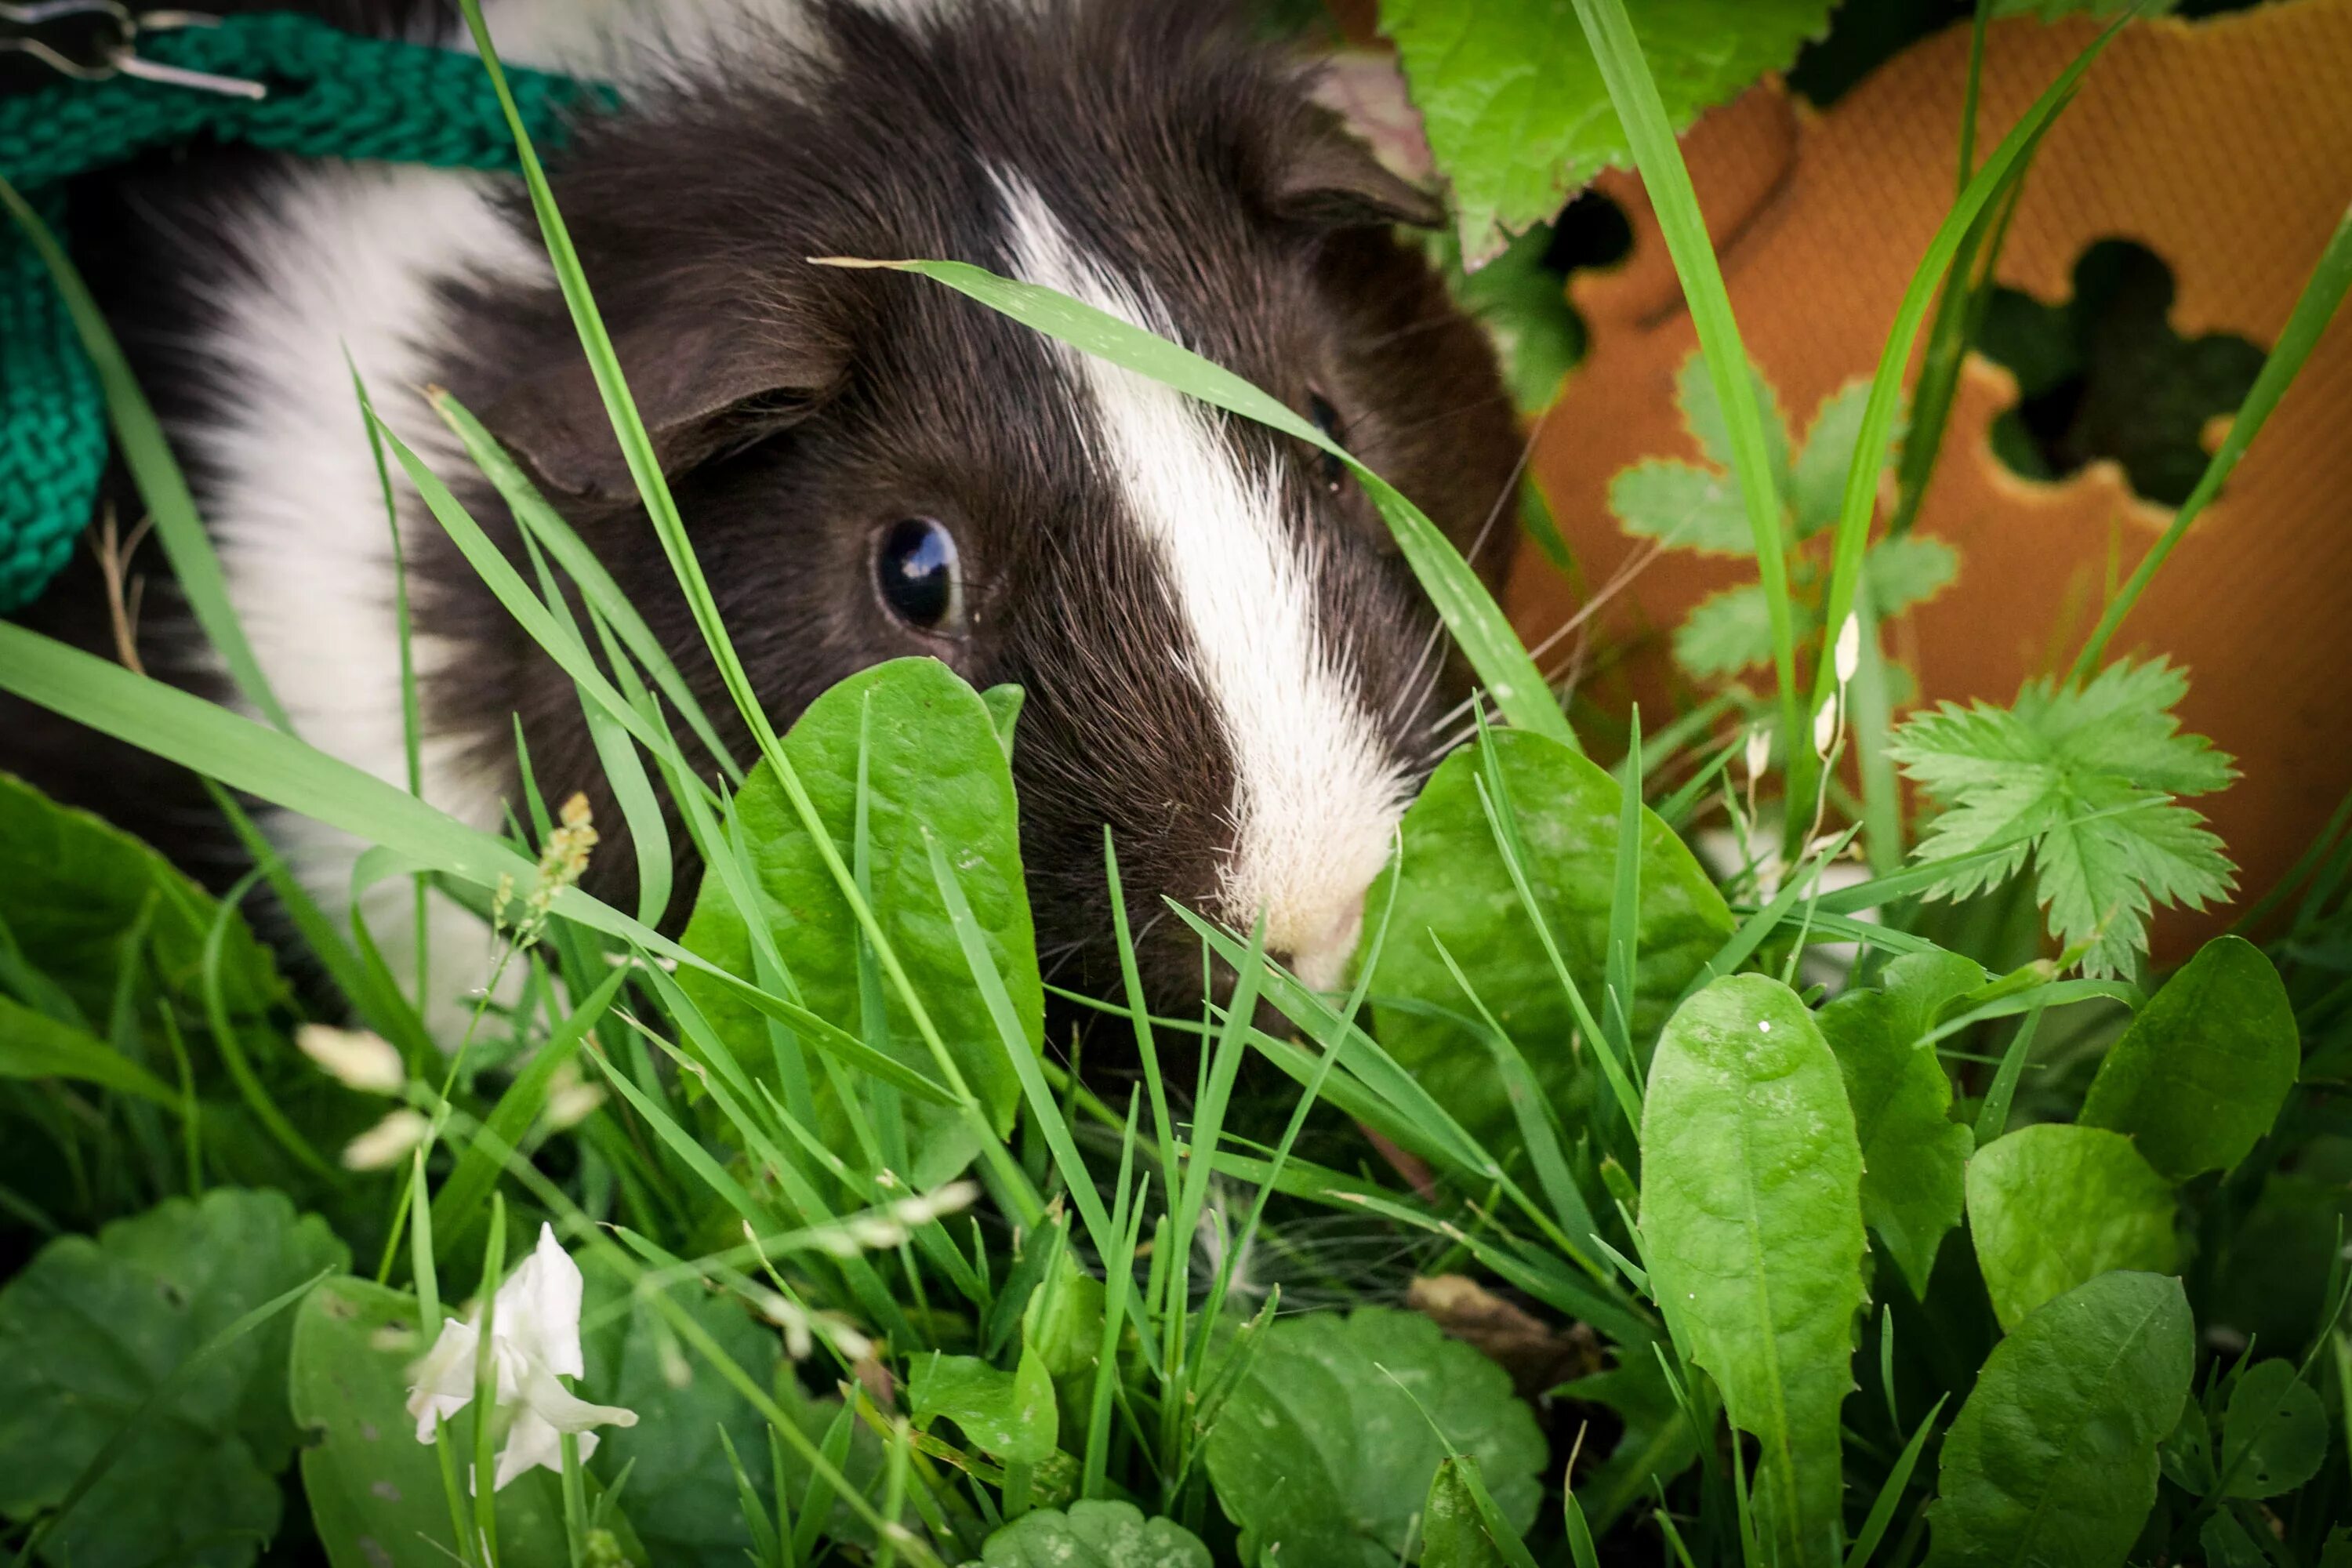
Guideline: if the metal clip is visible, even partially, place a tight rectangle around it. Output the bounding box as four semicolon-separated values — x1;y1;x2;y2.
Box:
0;2;264;98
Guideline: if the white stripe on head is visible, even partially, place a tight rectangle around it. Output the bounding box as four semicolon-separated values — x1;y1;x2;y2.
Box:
991;172;1408;988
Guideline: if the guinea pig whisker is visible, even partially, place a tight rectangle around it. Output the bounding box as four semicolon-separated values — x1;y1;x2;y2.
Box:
1462;401;1554;574
1519;536;1668;668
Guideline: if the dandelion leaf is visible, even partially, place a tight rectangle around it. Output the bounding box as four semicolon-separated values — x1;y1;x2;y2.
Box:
2080;935;2298;1181
1640;975;1865;1568
1926;1272;2191;1568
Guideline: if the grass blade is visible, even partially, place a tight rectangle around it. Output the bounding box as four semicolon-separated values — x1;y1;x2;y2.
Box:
1802;22;2126;797
821;254;1575;751
1844;1396;1947;1568
428;967;626;1257
1556;0;1798;760
432;390;743;785
0;179;292;732
2068;203;2352;680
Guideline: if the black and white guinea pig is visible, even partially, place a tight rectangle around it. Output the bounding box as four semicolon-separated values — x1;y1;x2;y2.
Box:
5;0;1524;1027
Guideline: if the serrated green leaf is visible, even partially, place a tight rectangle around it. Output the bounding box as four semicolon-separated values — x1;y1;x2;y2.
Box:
1200;1307;1544;1567
1676;352;1792;491
1926;1272;2191;1568
1891;658;2236;976
1675;583;1777;680
1965;1123;2177;1330
1788;379;1900;537
2080;935;2298;1181
0;771;285;1022
680;658;1036;1186
1381;2;1833;266
1366;729;1732;1156
2218;1359;2327;1500
910;1348;1058;1467
974;1499;1210;1567
0;1190;347;1568
1862;534;1958;619
1609;460;1754;555
1640;974;1864;1568
1816;950;1981;1298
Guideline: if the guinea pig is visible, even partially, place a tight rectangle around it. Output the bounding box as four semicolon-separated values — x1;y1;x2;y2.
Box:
2;0;1524;1031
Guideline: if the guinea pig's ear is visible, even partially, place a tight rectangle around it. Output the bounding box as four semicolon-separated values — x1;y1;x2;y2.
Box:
482;318;846;502
1263;54;1445;230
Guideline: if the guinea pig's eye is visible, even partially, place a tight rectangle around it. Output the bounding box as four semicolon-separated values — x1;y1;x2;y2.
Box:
1306;390;1349;494
873;517;964;633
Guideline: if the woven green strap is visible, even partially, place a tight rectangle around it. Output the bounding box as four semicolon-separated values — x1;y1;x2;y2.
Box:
0;12;604;615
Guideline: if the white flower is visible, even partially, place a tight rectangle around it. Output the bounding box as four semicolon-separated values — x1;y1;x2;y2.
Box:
1834;614;1863;688
1742;724;1772;783
343;1109;432;1171
1812;692;1841;758
541;1062;604;1132
405;1224;637;1490
298;1024;406;1094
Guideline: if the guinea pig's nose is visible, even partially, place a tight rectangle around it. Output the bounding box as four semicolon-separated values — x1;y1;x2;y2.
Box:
1271;890;1369;995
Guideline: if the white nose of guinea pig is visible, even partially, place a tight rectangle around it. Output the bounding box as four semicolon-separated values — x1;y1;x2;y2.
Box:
1271;888;1369;993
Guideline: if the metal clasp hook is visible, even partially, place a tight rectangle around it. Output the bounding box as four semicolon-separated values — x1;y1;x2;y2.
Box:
0;2;264;98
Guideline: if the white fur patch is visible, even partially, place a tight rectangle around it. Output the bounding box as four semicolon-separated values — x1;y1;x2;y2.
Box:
183;0;815;1033
990;173;1408;988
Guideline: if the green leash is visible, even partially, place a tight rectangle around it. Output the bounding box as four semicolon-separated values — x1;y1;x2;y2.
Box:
0;6;605;615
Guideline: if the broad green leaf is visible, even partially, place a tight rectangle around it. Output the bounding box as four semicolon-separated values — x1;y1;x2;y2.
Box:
1381;0;1834;266
2080;935;2298;1181
1022;1242;1106;1440
0;1190;347;1568
1816;950;1982;1298
1677;352;1792;496
1965;1123;2176;1330
290;1276;634;1568
0;992;180;1105
680;659;1036;1185
1674;584;1777;680
1421;1457;1514;1567
1200;1306;1544;1567
1925;1272;2192;1568
2218;1359;2327;1500
1366;729;1733;1153
1428;222;1583;415
909;1348;1058;1467
1609;461;1753;555
1862;534;1959;619
0;771;284;1020
974;1500;1210;1568
1553;1354;1699;1533
582;1272;781;1566
1890;659;2236;978
1639;974;1864;1568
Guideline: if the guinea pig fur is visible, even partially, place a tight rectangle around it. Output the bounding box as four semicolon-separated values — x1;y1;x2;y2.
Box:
2;0;1524;1036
